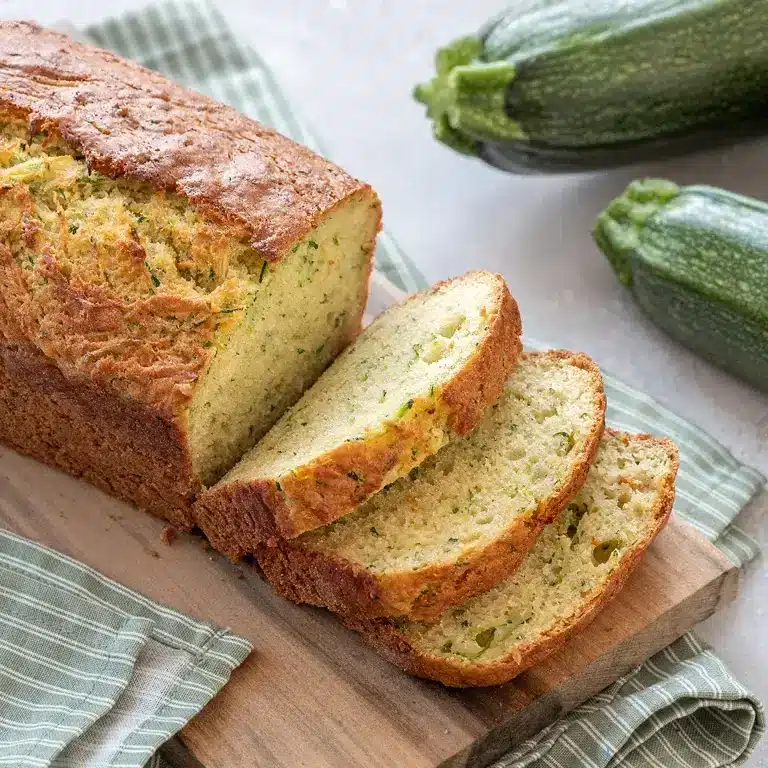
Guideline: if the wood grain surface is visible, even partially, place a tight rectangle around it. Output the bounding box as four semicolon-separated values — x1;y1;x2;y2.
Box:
0;445;739;768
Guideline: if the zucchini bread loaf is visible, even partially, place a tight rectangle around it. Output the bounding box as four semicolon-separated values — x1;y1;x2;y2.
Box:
0;23;381;529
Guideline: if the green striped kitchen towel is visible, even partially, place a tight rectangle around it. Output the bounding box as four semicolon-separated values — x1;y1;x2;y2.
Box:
0;528;252;768
492;633;763;768
0;4;760;768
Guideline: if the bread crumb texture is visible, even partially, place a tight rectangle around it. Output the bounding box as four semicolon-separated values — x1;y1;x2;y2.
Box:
300;351;603;574
0;118;378;485
221;271;510;485
400;431;675;663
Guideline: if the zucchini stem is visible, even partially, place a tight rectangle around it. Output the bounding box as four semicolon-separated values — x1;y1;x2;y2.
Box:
413;36;525;154
593;179;680;285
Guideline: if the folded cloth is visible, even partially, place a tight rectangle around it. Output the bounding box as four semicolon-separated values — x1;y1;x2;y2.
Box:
0;529;251;768
493;634;764;768
0;4;756;767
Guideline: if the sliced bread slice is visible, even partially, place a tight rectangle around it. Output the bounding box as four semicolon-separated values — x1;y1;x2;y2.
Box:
195;271;521;556
345;430;678;687
257;351;606;621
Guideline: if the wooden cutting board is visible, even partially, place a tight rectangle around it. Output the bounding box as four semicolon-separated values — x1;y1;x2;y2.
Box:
0;444;738;768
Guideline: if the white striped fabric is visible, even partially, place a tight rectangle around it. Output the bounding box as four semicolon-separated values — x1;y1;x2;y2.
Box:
493;634;764;768
0;4;762;767
0;530;251;768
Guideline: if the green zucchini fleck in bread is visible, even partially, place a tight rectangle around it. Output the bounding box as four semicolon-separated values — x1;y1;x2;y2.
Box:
0;23;381;529
195;271;522;554
257;350;606;620
345;430;678;687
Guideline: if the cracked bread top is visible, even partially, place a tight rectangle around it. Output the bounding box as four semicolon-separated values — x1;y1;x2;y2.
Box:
0;22;368;259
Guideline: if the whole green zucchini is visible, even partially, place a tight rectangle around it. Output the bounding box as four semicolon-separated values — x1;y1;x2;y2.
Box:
594;179;768;391
414;0;768;173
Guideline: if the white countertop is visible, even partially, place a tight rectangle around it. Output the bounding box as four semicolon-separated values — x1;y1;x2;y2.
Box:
5;1;768;764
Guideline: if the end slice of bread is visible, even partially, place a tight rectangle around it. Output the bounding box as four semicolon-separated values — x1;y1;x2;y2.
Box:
345;430;678;687
195;271;522;555
257;351;606;621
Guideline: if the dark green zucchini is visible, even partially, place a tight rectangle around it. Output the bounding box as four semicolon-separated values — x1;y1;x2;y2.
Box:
414;0;768;173
594;179;768;391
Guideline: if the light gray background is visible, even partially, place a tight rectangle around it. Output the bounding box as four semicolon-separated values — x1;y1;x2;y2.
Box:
3;0;766;764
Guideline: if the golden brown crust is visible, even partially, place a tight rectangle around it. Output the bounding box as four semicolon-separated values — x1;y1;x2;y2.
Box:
422;272;522;437
193;272;522;556
345;431;679;687
0;342;198;528
0;223;214;422
0;22;369;261
257;351;606;620
0;23;379;527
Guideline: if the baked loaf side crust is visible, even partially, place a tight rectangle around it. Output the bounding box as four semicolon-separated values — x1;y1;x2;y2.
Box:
0;342;198;528
194;274;522;556
257;352;606;621
345;432;678;687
